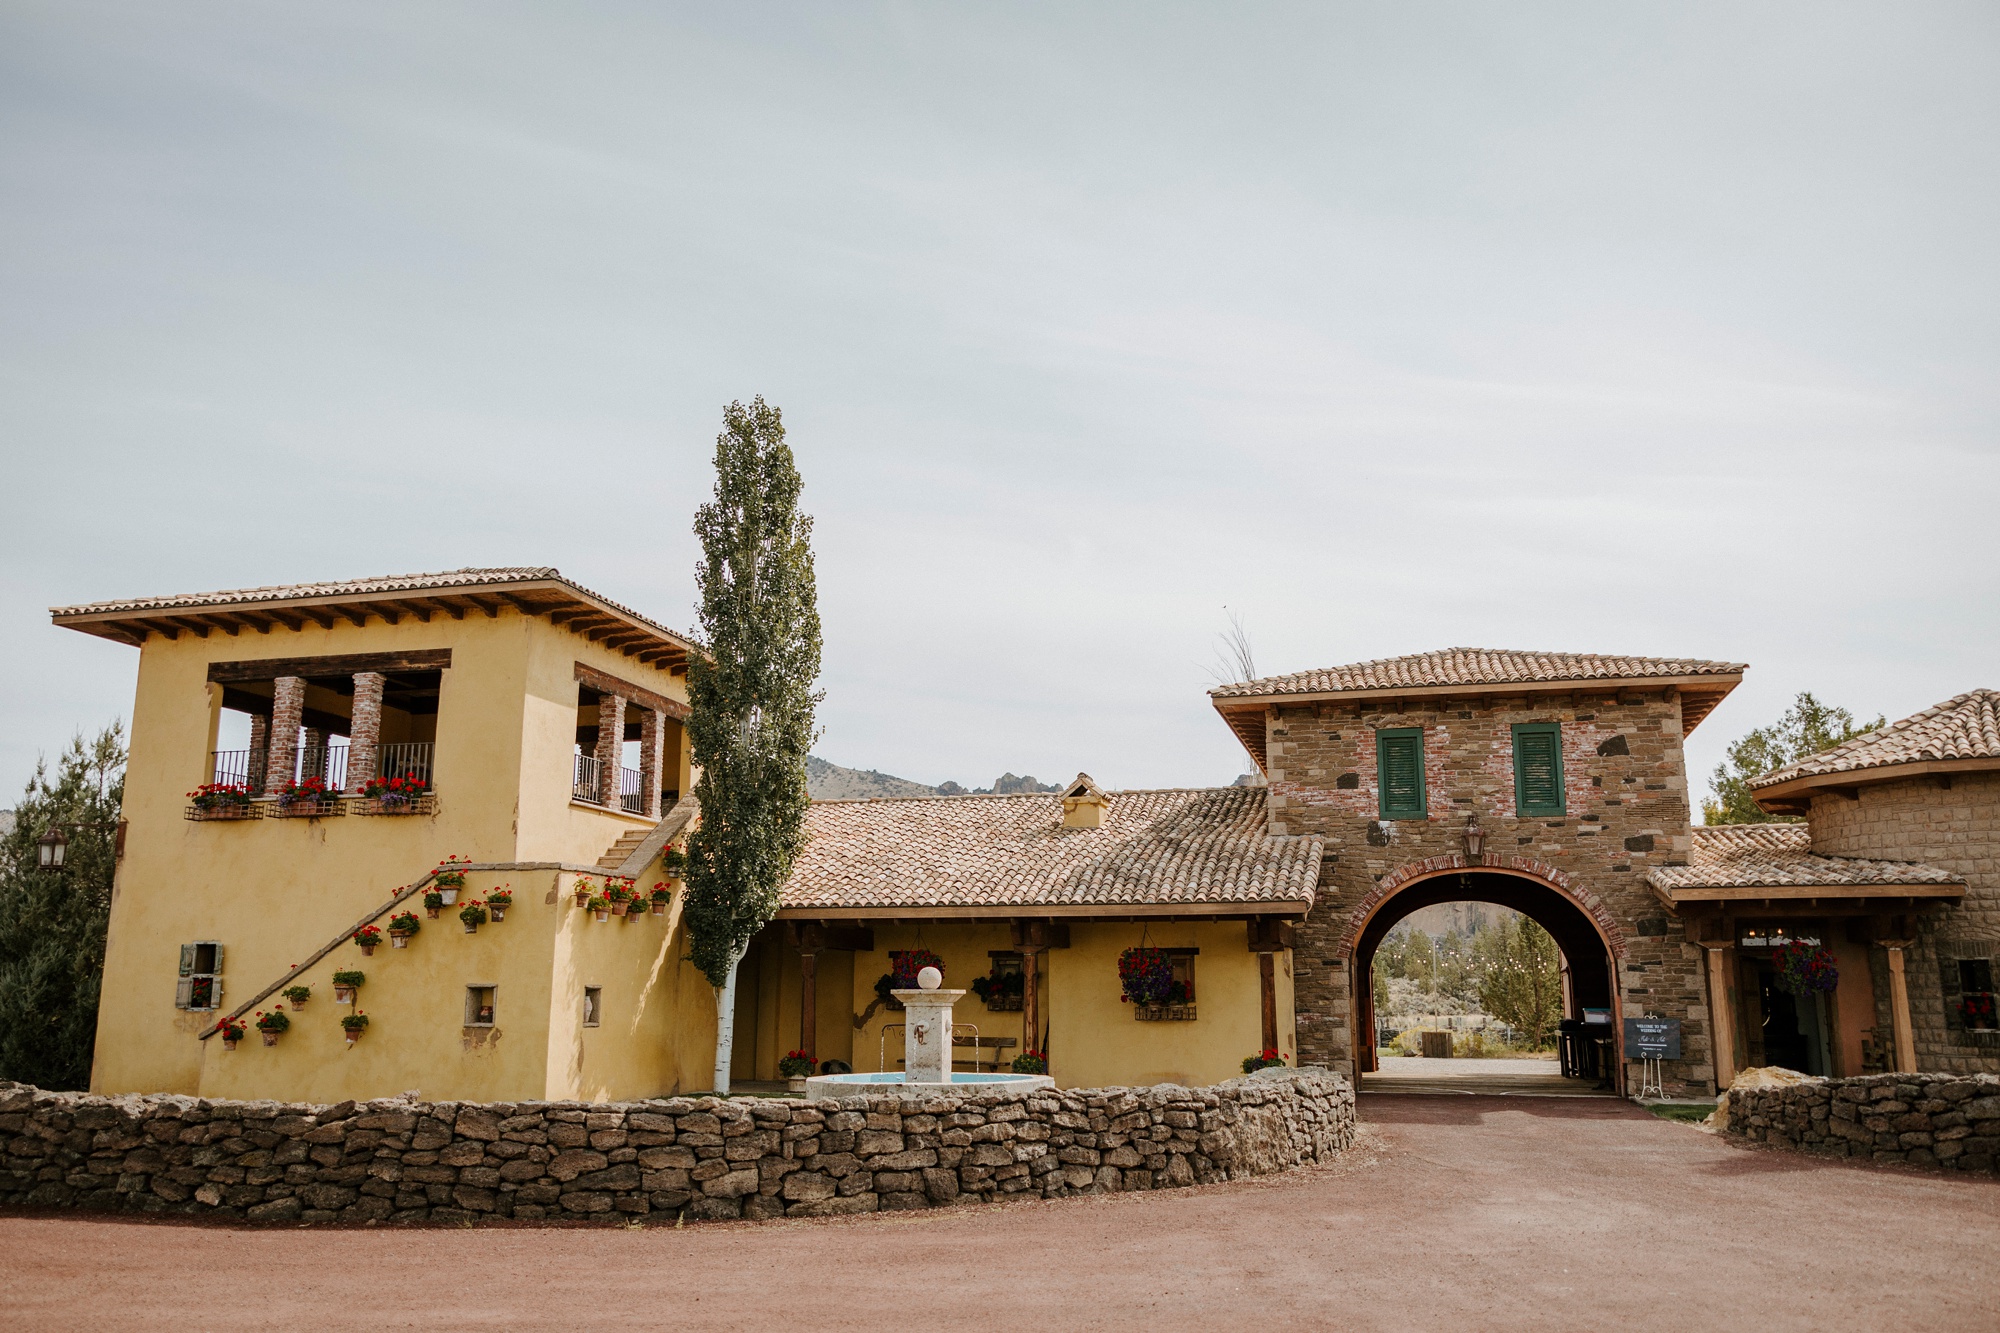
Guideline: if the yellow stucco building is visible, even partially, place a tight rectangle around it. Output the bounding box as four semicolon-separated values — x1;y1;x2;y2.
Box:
55;567;1311;1103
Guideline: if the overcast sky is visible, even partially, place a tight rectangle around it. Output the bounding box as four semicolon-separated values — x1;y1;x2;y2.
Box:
3;2;1996;801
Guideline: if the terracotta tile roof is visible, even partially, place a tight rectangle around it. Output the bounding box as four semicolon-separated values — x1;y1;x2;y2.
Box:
1751;689;2000;788
1647;824;1964;893
1210;648;1746;700
779;787;1319;914
49;567;698;655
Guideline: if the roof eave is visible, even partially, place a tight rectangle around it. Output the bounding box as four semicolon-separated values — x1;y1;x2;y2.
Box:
1750;755;2000;813
773;899;1316;921
1213;672;1742;740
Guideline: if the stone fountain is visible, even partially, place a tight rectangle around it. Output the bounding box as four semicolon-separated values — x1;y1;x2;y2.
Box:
803;966;1055;1101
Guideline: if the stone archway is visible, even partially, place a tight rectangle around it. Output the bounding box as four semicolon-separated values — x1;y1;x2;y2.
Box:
1345;860;1625;1081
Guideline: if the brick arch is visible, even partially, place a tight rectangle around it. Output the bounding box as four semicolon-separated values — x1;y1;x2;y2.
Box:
1337;853;1628;961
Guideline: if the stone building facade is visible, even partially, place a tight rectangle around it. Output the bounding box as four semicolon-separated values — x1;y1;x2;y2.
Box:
1212;650;1747;1099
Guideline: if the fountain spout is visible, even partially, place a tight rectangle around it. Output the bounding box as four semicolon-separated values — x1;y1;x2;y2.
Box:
893;966;964;1086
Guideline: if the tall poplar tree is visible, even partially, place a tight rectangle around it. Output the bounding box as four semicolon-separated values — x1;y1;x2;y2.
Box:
683;398;822;1093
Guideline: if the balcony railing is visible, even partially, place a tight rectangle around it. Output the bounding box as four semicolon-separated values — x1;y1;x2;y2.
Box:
376;742;433;788
619;765;644;814
208;741;432;795
574;753;602;803
210;749;254;788
297;743;349;790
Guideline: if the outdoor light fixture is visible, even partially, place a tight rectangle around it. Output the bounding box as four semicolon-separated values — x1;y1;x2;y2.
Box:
1461;813;1485;860
37;826;67;870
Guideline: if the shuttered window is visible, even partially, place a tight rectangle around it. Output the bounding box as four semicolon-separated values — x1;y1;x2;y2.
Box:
1376;728;1426;820
175;941;224;1010
1512;723;1565;816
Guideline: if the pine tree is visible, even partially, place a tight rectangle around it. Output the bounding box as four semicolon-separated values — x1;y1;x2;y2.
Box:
1703;691;1882;825
682;398;822;1094
0;723;126;1089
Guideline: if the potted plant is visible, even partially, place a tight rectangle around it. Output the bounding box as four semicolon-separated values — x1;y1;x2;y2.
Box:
1012;1049;1046;1075
186;782;253;818
275;774;339;815
433;855;469;905
590;894;610;923
649;884;671;916
256;1008;291;1047
971;970;1025;1011
487;888;512;922
1241;1048;1284;1074
281;984;311;1009
1961;993;1997;1030
778;1050;814;1092
1118;946;1174;1018
423;890;445;919
217;1016;247;1051
352;924;382;956
1772;941;1839;997
459;898;488;933
341;1011;370;1046
662;846;687;880
388;911;421;946
606;878;635;916
361;773;428;812
332;970;364;1004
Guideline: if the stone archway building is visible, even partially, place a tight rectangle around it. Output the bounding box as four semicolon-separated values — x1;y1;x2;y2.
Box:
1212;648;1747;1098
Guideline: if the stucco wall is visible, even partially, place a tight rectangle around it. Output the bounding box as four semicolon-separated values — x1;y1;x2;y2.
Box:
1271;688;1714;1095
93;608;691;1099
0;1069;1354;1223
1809;772;2000;1075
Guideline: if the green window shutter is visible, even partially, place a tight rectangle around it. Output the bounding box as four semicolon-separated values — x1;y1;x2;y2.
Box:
1376;729;1426;820
1513;724;1565;816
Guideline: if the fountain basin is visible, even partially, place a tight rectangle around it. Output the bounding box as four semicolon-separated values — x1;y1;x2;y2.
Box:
803;1071;1054;1101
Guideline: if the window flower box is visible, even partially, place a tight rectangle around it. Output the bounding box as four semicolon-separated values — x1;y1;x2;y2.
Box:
1132;1003;1198;1022
186;784;258;821
272;777;343;818
354;775;436;816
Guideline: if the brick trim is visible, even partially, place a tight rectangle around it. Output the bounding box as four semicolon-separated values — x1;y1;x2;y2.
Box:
1336;853;1628;960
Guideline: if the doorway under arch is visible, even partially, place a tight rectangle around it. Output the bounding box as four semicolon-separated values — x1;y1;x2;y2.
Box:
1350;868;1623;1092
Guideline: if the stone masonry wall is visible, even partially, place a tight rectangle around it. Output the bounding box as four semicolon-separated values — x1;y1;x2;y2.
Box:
1810;772;2000;1076
0;1070;1353;1224
1725;1072;2000;1173
1273;689;1714;1095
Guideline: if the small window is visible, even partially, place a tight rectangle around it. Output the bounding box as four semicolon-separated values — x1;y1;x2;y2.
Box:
583;986;602;1027
174;941;224;1011
1512;723;1565;817
465;985;496;1027
1376;728;1426;820
1958;960;1996;1032
1132;948;1199;1021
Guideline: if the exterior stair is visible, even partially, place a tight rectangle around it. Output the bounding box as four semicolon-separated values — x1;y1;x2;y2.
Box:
597;828;652;870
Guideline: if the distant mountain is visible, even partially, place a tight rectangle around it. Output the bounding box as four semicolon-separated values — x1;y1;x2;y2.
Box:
805;758;1064;801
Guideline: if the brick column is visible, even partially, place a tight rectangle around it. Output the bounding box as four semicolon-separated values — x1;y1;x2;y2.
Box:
594;692;626;806
245;713;270;793
635;705;666;818
264;676;305;795
346;672;385;792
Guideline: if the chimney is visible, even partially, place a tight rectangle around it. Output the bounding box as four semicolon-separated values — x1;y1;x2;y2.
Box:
1060;773;1111;830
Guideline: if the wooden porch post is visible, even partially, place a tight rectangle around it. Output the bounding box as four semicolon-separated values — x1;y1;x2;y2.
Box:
1021;948;1041;1055
1706;946;1737;1093
1259;952;1278;1053
799;948;818;1063
1885;943;1918;1074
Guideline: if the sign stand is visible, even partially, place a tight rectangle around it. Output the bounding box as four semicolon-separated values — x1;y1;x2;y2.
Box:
1639;1056;1665;1100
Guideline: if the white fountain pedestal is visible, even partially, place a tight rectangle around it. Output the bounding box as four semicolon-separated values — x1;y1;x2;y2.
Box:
890;987;964;1086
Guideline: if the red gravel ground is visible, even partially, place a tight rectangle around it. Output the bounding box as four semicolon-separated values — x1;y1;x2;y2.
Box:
4;1094;1996;1331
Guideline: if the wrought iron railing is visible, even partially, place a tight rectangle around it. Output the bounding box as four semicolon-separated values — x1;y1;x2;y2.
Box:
619;766;644;814
573;753;603;803
297;743;349;790
210;749;254;788
376;742;433;788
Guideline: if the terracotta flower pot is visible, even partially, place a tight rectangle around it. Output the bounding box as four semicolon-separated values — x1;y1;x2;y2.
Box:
261;1031;279;1047
289;998;307;1010
333;985;355;1003
426;907;440;919
391;934;409;948
359;943;377;956
787;1076;807;1093
463;921;478;934
651;902;666;916
439;888;459;906
593;909;609;922
222;1038;239;1051
610;901;627;917
344;1031;361;1046
489;906;507;922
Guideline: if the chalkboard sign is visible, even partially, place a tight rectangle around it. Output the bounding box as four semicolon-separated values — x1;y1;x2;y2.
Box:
1624;1017;1681;1059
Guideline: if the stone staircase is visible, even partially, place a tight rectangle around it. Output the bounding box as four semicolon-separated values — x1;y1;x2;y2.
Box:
597;827;652;870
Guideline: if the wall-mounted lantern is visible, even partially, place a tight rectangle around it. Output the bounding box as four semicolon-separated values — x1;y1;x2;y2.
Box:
37;826;67;870
1461;813;1485;861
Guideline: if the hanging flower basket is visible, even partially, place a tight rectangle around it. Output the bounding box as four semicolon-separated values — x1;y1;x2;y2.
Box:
341;1012;369;1046
352;925;382;956
255;1008;291;1046
281;984;311;1009
1118;947;1175;1006
217;1017;247;1050
487;889;512;922
1772;941;1839;997
459;899;488;933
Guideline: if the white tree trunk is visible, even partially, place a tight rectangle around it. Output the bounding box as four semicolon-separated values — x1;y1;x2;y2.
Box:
711;950;743;1095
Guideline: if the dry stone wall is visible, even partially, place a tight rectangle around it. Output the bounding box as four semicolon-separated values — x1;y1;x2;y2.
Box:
0;1070;1352;1224
1725;1072;2000;1173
